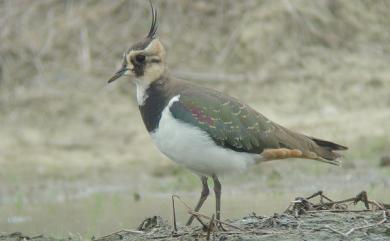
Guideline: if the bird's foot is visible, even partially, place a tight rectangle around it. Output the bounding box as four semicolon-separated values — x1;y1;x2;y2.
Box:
186;215;208;230
215;221;227;231
202;219;227;232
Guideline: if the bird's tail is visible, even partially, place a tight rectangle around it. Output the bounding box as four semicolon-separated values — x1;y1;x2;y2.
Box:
258;124;347;166
308;137;348;166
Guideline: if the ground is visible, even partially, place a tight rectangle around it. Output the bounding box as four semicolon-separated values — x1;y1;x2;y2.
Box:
2;192;390;241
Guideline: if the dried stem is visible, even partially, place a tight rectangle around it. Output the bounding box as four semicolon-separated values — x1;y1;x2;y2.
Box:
326;210;388;237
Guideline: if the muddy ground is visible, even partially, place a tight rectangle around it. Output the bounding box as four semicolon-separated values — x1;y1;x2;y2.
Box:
1;192;389;241
2;211;389;241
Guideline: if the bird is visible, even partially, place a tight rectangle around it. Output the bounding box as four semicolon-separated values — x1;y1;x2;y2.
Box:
108;2;347;226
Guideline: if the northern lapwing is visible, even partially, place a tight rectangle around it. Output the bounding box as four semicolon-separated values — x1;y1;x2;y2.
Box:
108;2;347;226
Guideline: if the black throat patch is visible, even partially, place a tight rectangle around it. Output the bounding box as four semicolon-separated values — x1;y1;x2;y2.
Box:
138;78;170;132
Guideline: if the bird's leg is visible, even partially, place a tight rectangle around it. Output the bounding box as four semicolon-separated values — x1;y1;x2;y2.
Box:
186;176;209;226
212;174;222;223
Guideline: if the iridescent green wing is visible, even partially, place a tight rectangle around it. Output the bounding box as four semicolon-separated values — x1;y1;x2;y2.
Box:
169;91;280;154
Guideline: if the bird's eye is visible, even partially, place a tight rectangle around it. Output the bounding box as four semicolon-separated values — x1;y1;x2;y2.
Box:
135;54;146;63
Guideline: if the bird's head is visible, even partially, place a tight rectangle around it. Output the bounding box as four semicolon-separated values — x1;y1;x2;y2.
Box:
108;1;165;85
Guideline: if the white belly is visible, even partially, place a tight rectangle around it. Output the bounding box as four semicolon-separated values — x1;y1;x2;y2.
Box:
150;95;260;176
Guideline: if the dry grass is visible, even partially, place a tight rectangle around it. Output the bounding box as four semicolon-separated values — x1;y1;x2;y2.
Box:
1;0;390;179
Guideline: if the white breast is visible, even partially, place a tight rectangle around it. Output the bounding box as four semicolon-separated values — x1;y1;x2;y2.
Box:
150;95;260;176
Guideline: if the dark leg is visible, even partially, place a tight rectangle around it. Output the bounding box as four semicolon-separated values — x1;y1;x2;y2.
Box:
212;174;222;222
186;176;209;226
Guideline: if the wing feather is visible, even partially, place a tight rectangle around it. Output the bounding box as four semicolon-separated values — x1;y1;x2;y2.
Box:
169;92;275;154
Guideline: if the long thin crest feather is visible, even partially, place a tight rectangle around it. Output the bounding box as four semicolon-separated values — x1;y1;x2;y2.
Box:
147;0;158;38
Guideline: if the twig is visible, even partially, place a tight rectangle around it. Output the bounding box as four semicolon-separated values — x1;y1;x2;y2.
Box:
171;195;177;232
92;229;144;240
171;196;246;232
325;210;388;237
206;214;215;240
172;195;207;228
307;190;333;203
306;191;324;200
286;190;389;215
318;191;368;208
324;225;348;237
187;210;246;232
382;202;390;209
344;210;388;236
283;202;293;213
150;232;189;240
306;209;372;214
370;200;386;210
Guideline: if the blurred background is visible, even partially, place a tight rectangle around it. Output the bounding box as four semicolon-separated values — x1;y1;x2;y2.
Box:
1;0;389;238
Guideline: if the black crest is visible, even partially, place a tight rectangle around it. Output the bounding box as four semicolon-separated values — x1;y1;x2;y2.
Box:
147;0;158;39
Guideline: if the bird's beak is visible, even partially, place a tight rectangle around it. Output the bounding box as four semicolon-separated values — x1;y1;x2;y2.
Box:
108;67;129;84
